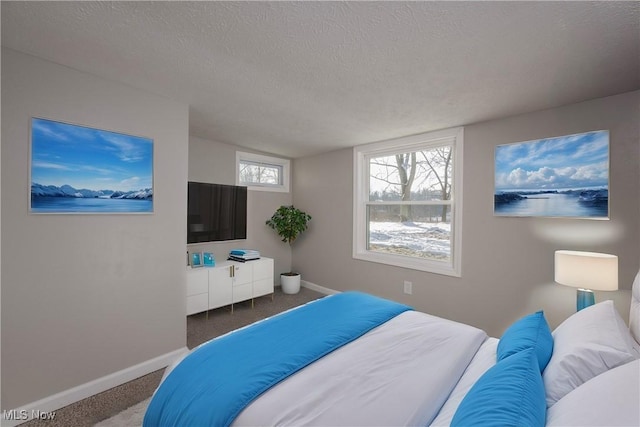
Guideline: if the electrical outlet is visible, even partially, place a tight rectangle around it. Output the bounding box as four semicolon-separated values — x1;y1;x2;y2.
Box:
403;280;413;295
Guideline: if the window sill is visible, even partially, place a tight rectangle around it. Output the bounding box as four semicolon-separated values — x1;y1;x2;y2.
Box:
353;250;461;277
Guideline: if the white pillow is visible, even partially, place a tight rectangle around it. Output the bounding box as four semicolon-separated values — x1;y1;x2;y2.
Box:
546;359;640;426
630;270;640;346
543;300;638;407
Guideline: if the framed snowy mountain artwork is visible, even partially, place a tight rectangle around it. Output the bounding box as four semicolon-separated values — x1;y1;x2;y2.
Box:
30;117;153;213
494;130;609;219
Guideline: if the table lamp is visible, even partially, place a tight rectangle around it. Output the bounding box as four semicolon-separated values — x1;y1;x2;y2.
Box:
554;250;618;311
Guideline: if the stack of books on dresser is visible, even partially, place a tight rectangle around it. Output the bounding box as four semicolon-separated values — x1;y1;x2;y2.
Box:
228;249;261;262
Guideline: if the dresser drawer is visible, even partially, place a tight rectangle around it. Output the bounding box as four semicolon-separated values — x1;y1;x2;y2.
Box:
187;270;208;296
252;258;274;280
187;293;208;315
232;282;253;303
253;277;274;298
232;263;252;285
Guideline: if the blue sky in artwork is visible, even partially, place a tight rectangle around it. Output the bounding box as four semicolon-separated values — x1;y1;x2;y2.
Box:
31;118;153;192
495;130;609;191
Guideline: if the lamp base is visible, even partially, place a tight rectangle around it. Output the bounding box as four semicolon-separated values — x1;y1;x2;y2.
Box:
576;289;595;311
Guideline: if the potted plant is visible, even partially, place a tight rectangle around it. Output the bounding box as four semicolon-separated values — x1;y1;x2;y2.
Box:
266;205;312;294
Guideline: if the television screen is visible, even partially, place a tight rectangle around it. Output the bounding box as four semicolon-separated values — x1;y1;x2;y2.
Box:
187;182;247;243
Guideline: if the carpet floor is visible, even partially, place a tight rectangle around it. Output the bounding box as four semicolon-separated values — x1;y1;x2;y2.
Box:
21;287;324;427
94;398;150;427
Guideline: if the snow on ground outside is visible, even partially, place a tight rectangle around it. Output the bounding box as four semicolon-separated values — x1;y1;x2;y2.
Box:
369;221;451;259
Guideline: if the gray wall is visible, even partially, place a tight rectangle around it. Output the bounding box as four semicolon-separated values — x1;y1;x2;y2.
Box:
1;49;189;409
292;91;640;337
187;136;293;280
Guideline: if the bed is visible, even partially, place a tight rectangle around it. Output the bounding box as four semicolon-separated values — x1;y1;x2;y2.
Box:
144;271;640;426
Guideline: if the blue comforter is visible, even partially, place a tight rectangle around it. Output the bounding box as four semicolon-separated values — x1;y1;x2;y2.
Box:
143;291;412;427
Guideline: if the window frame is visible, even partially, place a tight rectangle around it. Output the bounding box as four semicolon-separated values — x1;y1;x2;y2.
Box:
236;151;290;193
352;127;464;277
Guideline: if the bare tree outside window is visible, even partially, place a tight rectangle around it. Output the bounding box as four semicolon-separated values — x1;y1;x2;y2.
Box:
367;145;453;261
237;152;290;193
239;162;282;186
354;127;462;276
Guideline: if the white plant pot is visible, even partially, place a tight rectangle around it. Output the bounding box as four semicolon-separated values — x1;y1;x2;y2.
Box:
280;273;301;294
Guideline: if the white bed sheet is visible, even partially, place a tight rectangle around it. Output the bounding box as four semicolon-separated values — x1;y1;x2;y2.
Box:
233;310;488;427
429;337;499;426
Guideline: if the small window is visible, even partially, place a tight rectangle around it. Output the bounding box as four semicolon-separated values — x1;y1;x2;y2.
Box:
236;152;290;192
353;127;463;276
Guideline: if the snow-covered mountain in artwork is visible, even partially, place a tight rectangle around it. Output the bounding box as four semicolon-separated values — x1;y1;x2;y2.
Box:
31;183;153;200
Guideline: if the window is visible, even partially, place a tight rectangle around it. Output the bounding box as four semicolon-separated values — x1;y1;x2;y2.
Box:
353;127;463;276
236;152;290;192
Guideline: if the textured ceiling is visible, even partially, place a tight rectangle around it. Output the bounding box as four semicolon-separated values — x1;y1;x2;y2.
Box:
2;1;639;158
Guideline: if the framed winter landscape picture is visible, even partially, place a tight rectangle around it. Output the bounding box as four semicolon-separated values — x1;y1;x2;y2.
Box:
494;130;609;219
30;117;153;214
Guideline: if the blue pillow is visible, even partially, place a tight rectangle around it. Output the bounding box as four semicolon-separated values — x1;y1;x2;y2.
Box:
497;310;553;372
451;348;546;427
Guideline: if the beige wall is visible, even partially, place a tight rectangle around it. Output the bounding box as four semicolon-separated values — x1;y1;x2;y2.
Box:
187;136;293;280
1;49;189;409
292;91;640;337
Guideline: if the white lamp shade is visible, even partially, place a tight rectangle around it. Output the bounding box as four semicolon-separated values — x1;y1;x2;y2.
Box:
555;250;618;291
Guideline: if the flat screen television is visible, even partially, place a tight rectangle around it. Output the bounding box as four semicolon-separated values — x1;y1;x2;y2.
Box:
187;182;247;243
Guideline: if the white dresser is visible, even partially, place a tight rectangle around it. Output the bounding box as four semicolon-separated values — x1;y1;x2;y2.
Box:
186;257;274;316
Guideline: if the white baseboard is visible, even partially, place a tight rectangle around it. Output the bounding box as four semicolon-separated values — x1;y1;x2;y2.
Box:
301;280;340;295
1;346;188;426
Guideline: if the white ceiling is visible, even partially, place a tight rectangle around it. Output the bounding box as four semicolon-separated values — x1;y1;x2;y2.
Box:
2;1;639;158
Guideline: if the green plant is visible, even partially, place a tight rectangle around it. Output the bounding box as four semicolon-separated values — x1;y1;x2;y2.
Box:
266;205;312;245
